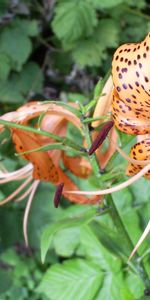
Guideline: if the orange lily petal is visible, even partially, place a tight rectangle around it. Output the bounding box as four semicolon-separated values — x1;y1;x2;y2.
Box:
126;138;150;179
112;90;150;135
17;102;81;129
58;169;101;204
12;129;59;184
62;152;92;178
112;32;150;135
92;75;113;128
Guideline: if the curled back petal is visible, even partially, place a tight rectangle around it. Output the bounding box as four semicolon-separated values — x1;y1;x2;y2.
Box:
92;75;113;128
62;152;92;178
12;129;59;184
112;32;150;110
126;138;150;179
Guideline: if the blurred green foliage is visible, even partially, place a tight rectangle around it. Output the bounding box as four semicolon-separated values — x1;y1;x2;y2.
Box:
0;0;150;299
0;0;150;105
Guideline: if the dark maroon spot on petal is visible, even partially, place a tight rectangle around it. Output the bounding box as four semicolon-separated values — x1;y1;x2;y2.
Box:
143;53;147;58
135;81;139;87
53;183;64;208
128;61;131;65
146;46;149;51
122;83;127;89
145;76;149;82
133;48;136;52
137;45;140;49
122;68;128;73
129;84;133;89
119;49;123;53
136;71;139;77
118;73;122;79
88;121;114;156
116;66;119;71
134;60;137;65
139;63;142;68
144;42;146;46
138;149;143;153
116;55;119;60
120;57;123;62
137;55;140;59
125;58;128;62
132;95;136;99
126;98;131;103
117;86;121;92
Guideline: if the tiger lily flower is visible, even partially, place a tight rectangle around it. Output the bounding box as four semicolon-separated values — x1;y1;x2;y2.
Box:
67;32;150;257
0;101;100;245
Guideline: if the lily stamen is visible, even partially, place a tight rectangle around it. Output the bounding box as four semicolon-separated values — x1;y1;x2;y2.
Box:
66;164;150;196
23;180;40;246
15;181;37;203
0;176;33;206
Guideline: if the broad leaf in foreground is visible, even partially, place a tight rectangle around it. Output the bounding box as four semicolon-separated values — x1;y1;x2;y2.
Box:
37;259;103;300
41;208;95;262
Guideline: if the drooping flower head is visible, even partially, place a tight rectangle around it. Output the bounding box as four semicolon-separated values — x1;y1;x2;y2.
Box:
0;101;100;245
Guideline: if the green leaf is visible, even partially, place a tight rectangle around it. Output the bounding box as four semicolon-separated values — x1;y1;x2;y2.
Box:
126;271;144;299
16;62;44;94
0;0;9;16
0;270;12;295
0;27;32;71
0;62;44;103
0;119;84;154
95;19;119;48
95;272;133;300
90;221;128;258
53;227;80;257
52;0;97;48
80;224;122;271
13;19;39;37
72;19;119;67
41;208;95;262
72;39;106;66
112;189;144;247
0;52;11;80
37;259;103;300
88;0;124;9
92;69;111;102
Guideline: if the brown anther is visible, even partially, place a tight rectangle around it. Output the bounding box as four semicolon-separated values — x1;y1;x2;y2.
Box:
88;121;114;155
53;183;64;208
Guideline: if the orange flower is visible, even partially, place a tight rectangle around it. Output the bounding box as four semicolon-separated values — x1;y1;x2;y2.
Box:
88;31;150;180
112;31;150;178
67;32;150;258
0;101;100;245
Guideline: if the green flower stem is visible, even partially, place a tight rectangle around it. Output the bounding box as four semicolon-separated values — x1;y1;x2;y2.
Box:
83;123;150;289
106;195;150;288
82;123;101;180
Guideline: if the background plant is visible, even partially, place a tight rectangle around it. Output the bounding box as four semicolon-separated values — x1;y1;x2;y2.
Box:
1;0;150;299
